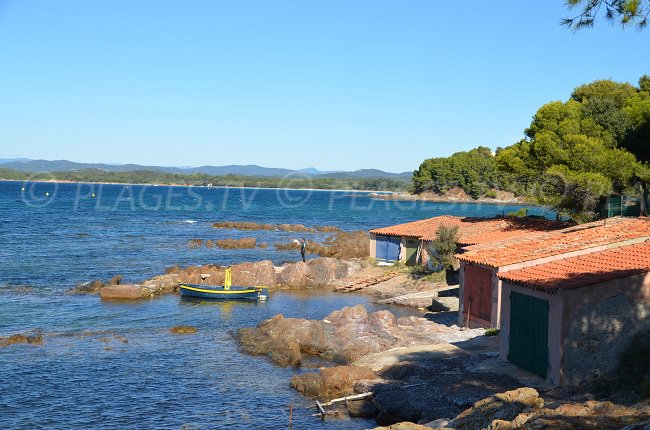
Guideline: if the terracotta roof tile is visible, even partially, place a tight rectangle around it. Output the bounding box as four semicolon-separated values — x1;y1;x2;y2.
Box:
457;217;650;267
370;215;464;239
498;240;650;291
370;216;568;245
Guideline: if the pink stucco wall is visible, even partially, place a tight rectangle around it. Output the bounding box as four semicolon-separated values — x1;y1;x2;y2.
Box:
458;236;649;330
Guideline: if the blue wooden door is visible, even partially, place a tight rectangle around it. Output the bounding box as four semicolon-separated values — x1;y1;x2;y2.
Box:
376;236;401;262
387;236;401;261
376;236;389;261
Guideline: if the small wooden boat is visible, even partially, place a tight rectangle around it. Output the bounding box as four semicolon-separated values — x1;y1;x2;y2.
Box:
179;284;267;300
178;267;268;301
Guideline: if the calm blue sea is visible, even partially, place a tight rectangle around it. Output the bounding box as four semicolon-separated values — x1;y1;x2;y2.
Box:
0;180;546;429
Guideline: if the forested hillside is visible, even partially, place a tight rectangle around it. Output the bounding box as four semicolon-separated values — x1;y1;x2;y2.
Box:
0;168;408;192
412;75;650;221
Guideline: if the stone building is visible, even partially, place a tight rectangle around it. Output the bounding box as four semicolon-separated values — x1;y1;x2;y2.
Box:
455;217;650;328
369;215;565;268
497;240;650;386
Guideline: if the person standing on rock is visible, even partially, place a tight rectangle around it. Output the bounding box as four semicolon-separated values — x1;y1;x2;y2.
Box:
300;238;306;262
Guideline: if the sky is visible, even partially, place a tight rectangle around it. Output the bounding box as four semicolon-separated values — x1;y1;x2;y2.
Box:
0;1;648;172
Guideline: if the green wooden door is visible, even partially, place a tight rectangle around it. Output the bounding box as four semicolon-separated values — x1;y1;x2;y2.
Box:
508;291;549;378
405;239;419;266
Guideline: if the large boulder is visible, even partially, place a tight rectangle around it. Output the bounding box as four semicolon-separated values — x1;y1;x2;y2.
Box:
231;260;276;286
100;284;153;300
237;304;469;367
277;262;312;287
277;258;363;288
291;365;378;399
238;314;328;366
307;257;362;285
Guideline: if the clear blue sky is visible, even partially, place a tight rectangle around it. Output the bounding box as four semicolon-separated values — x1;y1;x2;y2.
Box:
0;1;647;172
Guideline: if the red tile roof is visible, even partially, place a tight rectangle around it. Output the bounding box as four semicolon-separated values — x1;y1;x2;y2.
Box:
498;240;650;291
370;215;463;239
457;217;650;268
370;216;568;245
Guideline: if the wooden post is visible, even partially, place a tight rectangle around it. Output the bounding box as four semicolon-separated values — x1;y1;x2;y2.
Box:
288;401;293;429
466;299;472;329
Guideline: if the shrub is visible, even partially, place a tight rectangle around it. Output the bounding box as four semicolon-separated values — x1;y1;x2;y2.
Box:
484;328;500;337
428;225;460;271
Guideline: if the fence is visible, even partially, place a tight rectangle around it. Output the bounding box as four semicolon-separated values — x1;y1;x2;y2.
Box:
599;191;650;218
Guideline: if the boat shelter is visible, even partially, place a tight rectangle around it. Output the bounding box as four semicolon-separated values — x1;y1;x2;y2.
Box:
497;240;650;386
456;217;650;328
369;216;461;265
369;215;567;268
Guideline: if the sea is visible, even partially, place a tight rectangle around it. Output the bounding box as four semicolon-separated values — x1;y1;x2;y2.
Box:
0;180;551;429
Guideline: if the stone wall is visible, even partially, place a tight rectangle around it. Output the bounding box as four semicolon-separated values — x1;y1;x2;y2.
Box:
561;272;650;385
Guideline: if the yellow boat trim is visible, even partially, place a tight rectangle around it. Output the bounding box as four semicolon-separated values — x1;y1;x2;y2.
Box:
180;285;263;294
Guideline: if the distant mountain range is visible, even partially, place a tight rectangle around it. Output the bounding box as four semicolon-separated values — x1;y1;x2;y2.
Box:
0;158;412;180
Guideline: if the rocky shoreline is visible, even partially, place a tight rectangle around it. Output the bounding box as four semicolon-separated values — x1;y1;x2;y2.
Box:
367;188;525;205
71;257;368;299
65;254;650;429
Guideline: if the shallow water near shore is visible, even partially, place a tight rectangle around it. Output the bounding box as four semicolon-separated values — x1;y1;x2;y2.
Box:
1;291;414;429
0;180;545;428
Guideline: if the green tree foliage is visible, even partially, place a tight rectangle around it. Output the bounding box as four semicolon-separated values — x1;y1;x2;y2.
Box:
412;147;506;198
624;75;650;162
413;75;650;222
428;225;460;271
497;77;650;220
563;0;650;30
0;168;409;192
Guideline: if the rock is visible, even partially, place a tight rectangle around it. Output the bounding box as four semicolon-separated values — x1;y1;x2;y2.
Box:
238;304;470;368
165;265;181;274
170;326;198;334
100;284;153;300
71;279;104;294
276;258;363;288
366;368;522;426
307;257;362;285
269;341;302;367
450;387;543;430
106;275;123;286
231;260;276;286
238;314;325;367
446;389;650;430
347;398;380;418
373;423;436;430
291;365;378;399
215;238;257;249
0;333;43;347
278;262;312;287
143;273;182;294
424;418;451;428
